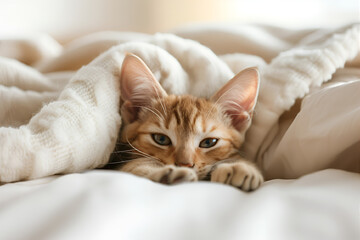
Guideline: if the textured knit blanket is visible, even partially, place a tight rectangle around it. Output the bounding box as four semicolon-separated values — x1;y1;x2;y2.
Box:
1;23;359;182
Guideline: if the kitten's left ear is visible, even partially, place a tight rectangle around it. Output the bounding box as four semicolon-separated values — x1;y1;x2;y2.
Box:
211;67;260;134
120;53;168;123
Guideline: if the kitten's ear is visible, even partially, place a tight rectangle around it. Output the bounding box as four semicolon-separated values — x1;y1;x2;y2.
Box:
211;67;260;133
120;53;167;123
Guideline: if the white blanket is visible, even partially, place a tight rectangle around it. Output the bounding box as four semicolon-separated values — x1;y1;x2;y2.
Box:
0;23;360;240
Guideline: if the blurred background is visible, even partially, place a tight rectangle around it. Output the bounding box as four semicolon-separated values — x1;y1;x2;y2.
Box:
0;0;359;43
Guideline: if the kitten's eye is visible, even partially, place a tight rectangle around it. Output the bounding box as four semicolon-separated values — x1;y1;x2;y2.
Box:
151;133;172;146
199;138;218;148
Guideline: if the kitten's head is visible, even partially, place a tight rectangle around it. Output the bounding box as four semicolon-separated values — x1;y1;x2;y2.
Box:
119;54;259;177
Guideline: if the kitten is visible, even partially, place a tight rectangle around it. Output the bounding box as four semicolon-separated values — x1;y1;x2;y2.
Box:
110;53;264;191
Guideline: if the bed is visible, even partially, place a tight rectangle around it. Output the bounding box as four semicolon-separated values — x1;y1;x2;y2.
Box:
0;23;359;240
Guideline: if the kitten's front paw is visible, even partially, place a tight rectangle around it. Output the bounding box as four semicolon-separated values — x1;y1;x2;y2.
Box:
211;161;264;191
150;166;198;185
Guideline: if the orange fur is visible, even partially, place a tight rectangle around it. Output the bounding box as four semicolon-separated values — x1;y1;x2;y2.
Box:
110;53;264;191
121;95;242;170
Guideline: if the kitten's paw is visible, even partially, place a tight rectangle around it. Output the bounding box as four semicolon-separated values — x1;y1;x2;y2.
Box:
150;166;198;185
211;161;264;191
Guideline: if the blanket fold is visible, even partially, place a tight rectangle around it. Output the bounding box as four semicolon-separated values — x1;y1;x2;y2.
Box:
0;24;359;182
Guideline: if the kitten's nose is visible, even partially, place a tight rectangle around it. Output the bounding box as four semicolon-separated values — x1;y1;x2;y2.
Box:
175;162;195;168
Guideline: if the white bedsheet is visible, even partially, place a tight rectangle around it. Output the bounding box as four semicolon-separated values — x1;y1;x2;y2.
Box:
0;169;359;240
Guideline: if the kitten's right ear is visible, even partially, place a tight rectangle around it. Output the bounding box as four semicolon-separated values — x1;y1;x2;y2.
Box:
211;67;260;134
120;53;167;123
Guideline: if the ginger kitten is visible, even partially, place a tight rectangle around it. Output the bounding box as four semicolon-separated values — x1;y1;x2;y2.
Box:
111;53;263;191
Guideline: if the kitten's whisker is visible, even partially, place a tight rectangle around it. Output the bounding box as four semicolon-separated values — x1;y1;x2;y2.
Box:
112;149;136;153
111;150;157;163
158;98;167;117
133;105;165;122
161;98;167;114
133;104;163;116
152;84;167;116
125;134;160;161
107;159;136;165
130;152;155;158
146;105;165;118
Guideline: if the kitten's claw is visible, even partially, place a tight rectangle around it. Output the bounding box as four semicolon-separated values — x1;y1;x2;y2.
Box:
211;161;264;191
150;166;198;184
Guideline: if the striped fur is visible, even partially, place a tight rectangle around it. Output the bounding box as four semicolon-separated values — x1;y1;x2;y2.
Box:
111;54;264;191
